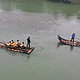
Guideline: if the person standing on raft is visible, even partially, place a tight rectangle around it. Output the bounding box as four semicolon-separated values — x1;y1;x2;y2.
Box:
71;32;75;42
27;37;31;48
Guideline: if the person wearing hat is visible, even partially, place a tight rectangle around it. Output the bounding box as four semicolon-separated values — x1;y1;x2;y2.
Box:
27;37;31;48
71;32;75;42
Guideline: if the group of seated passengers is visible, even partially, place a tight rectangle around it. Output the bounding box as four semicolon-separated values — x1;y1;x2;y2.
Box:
4;40;25;48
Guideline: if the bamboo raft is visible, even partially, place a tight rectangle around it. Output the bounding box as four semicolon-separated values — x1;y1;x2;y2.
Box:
0;42;35;54
57;35;80;47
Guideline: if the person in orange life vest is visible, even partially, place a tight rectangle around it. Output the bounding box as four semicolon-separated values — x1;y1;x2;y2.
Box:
16;40;19;45
20;42;25;48
11;42;17;47
11;40;14;44
16;40;20;47
6;41;11;47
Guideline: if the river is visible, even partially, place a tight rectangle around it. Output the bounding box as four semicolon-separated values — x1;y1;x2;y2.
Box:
0;0;80;80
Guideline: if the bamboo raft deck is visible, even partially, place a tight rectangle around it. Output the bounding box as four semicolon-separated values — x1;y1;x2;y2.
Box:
0;42;35;54
57;35;80;47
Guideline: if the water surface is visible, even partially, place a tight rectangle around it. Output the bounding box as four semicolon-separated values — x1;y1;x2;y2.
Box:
0;1;80;80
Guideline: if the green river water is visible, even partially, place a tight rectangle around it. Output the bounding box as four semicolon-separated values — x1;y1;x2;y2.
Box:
0;0;80;80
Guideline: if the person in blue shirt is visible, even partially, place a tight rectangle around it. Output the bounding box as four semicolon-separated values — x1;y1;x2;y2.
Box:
71;32;75;42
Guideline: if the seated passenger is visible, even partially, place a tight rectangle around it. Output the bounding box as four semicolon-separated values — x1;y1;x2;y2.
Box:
11;40;14;44
16;40;20;47
16;40;19;45
11;42;17;47
6;41;11;47
20;42;25;48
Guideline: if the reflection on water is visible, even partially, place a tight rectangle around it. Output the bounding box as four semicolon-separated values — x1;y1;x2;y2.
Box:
5;49;31;61
57;42;63;48
57;42;74;51
70;46;74;51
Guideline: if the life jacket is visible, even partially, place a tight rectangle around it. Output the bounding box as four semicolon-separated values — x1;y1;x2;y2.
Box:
7;42;11;46
16;41;19;45
12;43;17;47
11;41;14;44
20;43;24;47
